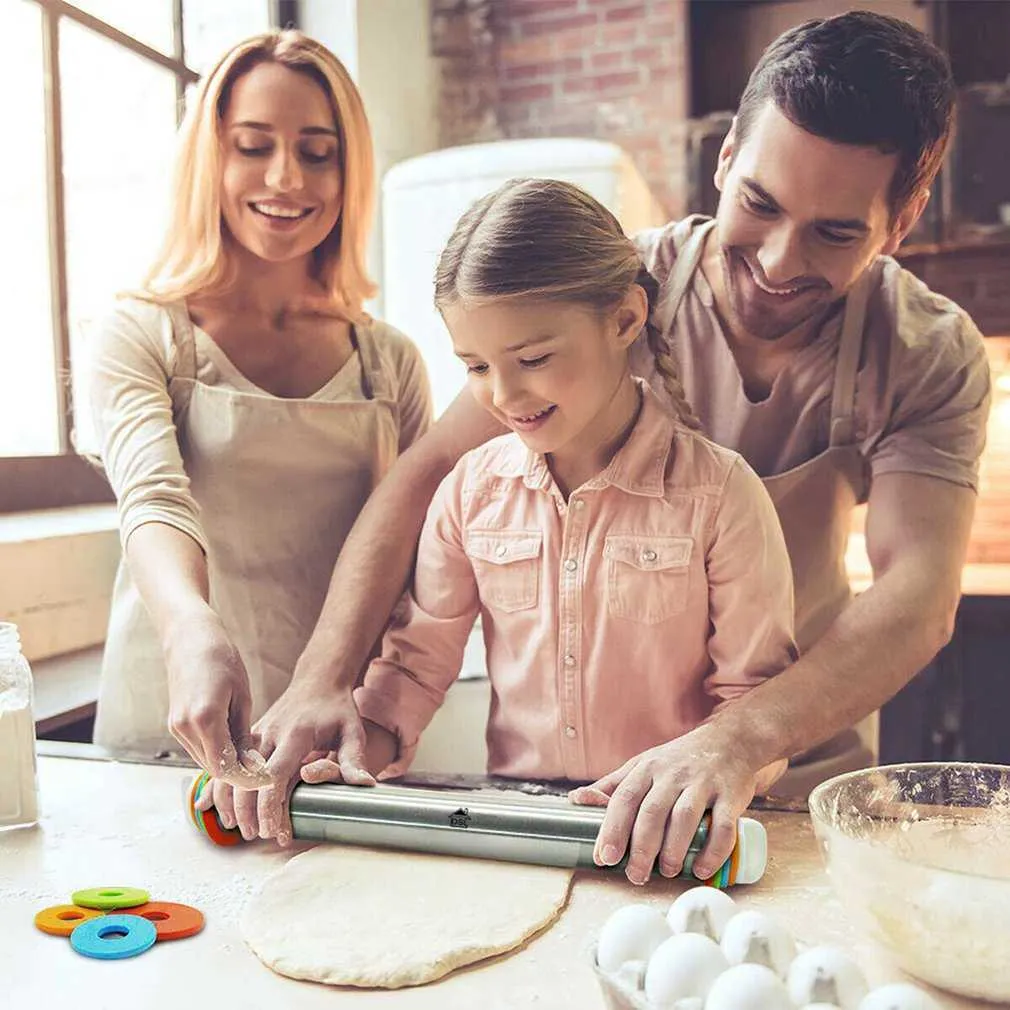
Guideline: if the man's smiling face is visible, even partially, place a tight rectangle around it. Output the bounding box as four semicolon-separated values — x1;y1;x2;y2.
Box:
712;100;921;344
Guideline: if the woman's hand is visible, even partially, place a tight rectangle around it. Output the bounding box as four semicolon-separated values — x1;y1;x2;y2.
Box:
568;722;766;886
164;610;258;785
194;715;398;846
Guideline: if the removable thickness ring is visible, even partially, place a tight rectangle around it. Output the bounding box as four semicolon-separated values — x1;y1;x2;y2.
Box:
72;887;149;910
70;914;157;960
128;901;205;941
34;904;104;937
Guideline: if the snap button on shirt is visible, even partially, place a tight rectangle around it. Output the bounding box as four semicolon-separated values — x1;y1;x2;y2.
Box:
564;558;577;572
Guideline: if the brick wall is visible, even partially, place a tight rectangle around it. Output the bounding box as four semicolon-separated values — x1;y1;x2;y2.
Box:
432;0;691;218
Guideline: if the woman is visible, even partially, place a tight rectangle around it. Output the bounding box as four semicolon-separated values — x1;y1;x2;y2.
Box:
87;32;430;801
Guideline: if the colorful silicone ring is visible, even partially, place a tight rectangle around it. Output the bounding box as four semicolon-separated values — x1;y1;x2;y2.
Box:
128;901;205;941
34;904;104;937
71;887;149;910
188;772;243;847
70;914;157;960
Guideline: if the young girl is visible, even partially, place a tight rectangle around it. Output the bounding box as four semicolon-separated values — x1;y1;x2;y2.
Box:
314;179;796;883
87;31;430;830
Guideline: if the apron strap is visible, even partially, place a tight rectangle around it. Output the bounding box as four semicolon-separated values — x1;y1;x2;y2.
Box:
656;218;717;334
166;301;199;381
352;321;392;401
828;267;872;448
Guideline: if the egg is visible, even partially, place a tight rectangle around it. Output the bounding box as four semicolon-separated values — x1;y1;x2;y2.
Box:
720;909;797;977
666;885;737;941
643;932;729;1006
596;903;672;973
858;983;942;1010
787;946;869;1009
705;963;794;1010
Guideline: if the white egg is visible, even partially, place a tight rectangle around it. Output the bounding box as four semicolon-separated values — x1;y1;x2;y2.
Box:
644;932;729;1007
666;886;737;941
596;903;672;973
705;963;793;1010
787;946;869;1010
720;909;797;977
858;983;942;1010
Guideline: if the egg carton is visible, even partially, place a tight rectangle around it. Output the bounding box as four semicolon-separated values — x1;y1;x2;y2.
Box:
590;946;652;1010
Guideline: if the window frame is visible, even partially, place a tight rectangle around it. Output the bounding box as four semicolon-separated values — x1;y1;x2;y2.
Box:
2;0;296;514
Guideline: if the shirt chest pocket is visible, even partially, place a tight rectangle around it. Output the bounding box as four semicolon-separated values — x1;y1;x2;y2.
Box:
465;530;543;613
604;534;693;624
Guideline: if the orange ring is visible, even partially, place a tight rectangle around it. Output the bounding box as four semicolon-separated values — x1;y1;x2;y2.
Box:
128;901;205;940
198;804;243;847
34;904;104;937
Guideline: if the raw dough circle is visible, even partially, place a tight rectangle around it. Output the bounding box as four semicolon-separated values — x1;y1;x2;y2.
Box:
241;846;572;989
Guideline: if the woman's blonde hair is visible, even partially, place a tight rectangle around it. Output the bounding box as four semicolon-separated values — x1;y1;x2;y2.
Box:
434;178;700;429
140;30;376;320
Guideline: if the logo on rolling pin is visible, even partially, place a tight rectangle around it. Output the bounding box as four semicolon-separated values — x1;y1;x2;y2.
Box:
449;807;471;829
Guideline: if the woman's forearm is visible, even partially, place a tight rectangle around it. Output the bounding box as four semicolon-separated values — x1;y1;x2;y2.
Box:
125;521;215;643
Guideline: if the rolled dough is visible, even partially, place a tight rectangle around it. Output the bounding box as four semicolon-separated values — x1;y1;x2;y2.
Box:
240;845;573;988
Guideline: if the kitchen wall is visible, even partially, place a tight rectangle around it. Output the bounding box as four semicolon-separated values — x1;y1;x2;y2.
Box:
432;0;690;217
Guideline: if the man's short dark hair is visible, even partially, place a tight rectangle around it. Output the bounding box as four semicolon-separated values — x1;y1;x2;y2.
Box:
735;10;955;214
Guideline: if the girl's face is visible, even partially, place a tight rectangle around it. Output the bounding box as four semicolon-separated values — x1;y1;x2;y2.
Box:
219;61;343;266
444;291;644;464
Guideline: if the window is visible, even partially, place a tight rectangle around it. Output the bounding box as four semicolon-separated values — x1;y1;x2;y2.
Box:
1;0;278;513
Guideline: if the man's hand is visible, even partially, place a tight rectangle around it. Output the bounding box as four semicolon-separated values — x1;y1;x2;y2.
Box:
568;722;763;885
247;683;375;845
194;717;399;844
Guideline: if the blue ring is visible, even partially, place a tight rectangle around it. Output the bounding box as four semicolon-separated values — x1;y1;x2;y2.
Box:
70;914;158;960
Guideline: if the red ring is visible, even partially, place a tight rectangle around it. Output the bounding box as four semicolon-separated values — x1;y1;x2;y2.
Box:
128;901;205;940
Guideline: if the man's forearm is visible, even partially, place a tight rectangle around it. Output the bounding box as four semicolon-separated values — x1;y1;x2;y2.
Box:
710;562;957;768
294;452;452;689
295;388;506;693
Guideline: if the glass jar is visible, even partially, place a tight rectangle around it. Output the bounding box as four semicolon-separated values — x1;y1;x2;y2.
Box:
0;622;39;829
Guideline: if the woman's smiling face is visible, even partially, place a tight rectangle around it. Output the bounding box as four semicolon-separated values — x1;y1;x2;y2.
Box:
218;60;343;265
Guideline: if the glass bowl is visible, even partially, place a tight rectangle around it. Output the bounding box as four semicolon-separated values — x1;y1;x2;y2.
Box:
809;762;1010;1001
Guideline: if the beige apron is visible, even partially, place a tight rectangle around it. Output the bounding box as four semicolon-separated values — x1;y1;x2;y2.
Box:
94;305;400;752
661;220;876;797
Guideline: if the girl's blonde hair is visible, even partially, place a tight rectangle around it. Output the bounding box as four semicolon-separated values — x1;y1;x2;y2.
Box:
140;30;376;320
434;178;700;429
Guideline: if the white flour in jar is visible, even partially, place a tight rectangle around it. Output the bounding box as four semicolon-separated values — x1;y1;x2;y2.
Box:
0;695;39;830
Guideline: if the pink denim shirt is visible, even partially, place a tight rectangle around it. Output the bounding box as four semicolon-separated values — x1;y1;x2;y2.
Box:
355;382;798;783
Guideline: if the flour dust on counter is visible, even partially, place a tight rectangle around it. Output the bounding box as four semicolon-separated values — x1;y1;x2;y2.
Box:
240;845;573;988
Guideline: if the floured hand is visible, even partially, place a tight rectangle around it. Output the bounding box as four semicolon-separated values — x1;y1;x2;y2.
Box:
568;722;764;885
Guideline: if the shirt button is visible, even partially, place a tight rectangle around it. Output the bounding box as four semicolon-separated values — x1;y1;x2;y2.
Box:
573;499;585;509
642;549;658;563
495;544;508;557
565;726;577;739
564;654;575;667
564;558;577;572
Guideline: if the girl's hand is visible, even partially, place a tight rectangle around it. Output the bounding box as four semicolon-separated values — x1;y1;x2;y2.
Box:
164;611;257;786
567;722;762;886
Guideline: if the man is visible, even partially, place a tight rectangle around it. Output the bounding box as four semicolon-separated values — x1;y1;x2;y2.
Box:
196;11;991;882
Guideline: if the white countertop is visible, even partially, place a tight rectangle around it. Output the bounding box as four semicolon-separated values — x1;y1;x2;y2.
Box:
0;753;987;1009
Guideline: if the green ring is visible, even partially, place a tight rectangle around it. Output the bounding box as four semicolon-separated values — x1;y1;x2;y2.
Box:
72;887;150;910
